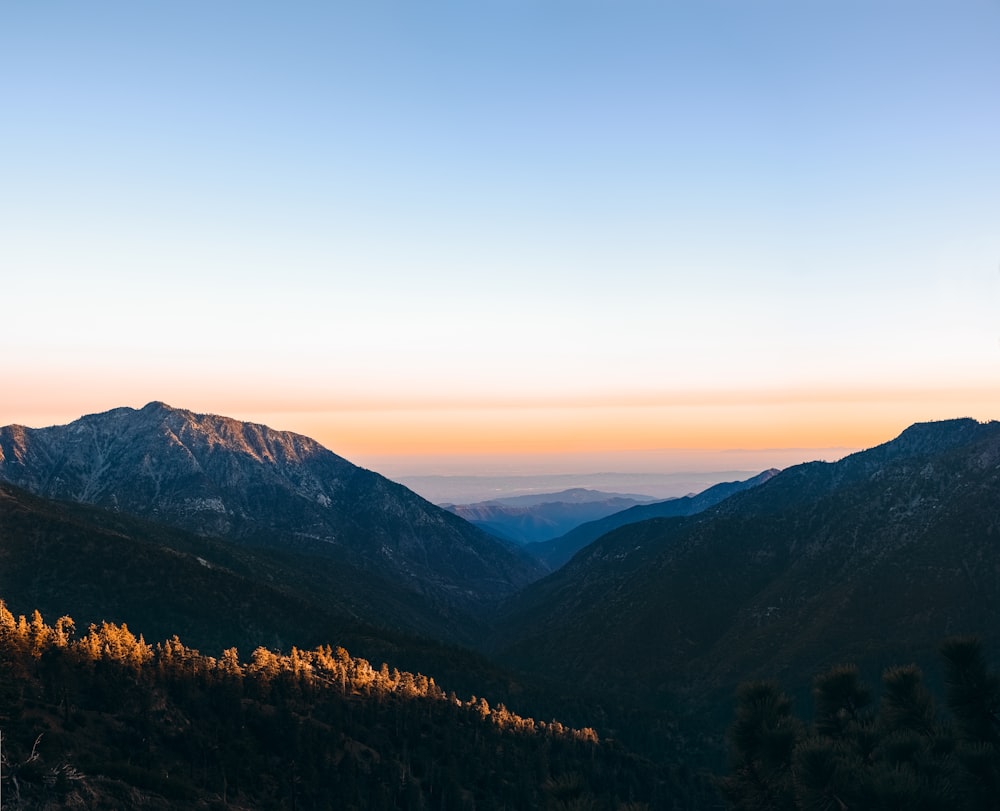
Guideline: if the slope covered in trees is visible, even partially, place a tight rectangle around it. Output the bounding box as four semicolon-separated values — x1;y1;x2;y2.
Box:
4;411;1000;807
497;420;1000;693
493;419;1000;762
0;478;547;704
0;602;711;810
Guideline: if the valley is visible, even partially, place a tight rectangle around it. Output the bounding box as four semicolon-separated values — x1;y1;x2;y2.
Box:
2;405;999;808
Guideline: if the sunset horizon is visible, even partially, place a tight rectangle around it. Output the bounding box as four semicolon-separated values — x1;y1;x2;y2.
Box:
2;387;996;502
4;4;1000;802
4;1;998;497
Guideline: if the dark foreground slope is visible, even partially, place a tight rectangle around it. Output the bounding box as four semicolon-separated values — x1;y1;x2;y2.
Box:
0;606;714;810
495;419;1000;742
526;469;779;569
719;638;1000;811
0;403;543;624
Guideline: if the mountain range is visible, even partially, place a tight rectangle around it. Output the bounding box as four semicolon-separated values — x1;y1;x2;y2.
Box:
524;469;780;569
0;402;542;645
443;488;657;545
492;417;1000;755
2;404;1000;804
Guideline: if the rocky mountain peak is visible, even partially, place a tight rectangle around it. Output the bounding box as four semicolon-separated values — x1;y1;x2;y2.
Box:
871;417;991;459
0;404;544;613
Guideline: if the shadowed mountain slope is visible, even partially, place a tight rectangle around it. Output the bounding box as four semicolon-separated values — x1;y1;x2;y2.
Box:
0;480;544;700
0;479;377;652
494;419;1000;727
0;403;544;617
525;469;779;569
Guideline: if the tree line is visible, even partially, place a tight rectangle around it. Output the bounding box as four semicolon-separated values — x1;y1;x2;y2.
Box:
0;601;708;809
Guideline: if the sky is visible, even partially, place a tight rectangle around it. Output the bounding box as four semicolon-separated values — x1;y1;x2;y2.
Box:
2;1;999;497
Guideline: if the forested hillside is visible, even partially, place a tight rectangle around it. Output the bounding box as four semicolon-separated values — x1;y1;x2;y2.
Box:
4;413;1000;809
494;419;1000;763
0;602;711;810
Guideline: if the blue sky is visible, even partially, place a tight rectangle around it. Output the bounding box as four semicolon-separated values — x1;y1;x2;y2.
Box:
2;1;998;479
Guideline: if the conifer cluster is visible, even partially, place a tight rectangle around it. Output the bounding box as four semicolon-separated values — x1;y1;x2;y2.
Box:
0;601;701;809
721;638;1000;810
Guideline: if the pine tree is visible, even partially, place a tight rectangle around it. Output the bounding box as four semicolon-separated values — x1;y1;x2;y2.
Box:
719;681;801;810
940;637;1000;745
879;665;937;737
811;665;872;739
940;636;1000;809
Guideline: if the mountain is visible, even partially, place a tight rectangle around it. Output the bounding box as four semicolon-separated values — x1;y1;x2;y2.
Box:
0;478;375;654
0;478;546;700
525;470;779;569
0;421;714;807
493;418;1000;751
443;488;657;545
468;487;658;508
0;403;544;623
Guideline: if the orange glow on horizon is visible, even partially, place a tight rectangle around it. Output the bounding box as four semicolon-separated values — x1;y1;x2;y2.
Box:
2;380;997;466
240;387;1000;462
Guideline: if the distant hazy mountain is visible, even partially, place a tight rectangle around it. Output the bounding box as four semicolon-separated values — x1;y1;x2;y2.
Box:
474;488;658;508
494;419;1000;728
525;470;779;569
0;403;544;619
444;488;657;545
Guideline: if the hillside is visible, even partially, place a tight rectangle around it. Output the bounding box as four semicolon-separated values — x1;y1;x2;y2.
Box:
525;469;779;569
0;480;554;702
6;408;1000;801
494;419;1000;749
0;403;544;617
0;605;712;810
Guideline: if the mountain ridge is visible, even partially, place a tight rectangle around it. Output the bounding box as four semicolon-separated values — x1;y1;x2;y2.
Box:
0;402;545;620
444;488;658;545
0;477;555;699
525;468;781;569
4;408;999;782
493;418;1000;738
454;487;659;508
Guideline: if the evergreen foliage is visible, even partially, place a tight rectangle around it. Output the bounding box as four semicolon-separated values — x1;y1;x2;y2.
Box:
719;681;800;811
721;639;1000;810
0;601;708;810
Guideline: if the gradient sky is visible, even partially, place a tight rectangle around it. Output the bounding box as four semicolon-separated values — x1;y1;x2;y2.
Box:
3;1;999;480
